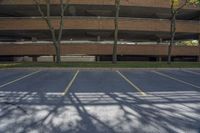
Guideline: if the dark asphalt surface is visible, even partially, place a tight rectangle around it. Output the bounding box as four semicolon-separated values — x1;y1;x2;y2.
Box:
0;68;200;133
190;70;200;73
0;69;33;86
120;70;198;92
159;70;200;87
0;70;74;92
70;71;136;93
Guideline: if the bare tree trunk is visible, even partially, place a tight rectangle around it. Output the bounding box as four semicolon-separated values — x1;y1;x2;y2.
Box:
112;0;120;64
198;35;200;62
34;0;68;64
55;44;61;64
168;14;176;64
167;0;189;64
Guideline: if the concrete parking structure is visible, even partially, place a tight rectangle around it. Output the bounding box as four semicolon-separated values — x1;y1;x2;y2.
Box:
0;0;200;61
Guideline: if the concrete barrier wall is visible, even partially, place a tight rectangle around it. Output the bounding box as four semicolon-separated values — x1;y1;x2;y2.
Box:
0;0;198;10
0;43;199;56
0;18;199;33
37;56;54;62
14;56;33;62
38;56;95;62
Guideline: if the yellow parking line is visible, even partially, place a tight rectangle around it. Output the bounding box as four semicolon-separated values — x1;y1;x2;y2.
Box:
153;71;200;89
117;70;147;96
62;70;79;96
0;70;41;88
182;69;200;75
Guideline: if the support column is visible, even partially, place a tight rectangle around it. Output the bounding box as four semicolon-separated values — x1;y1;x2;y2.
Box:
53;55;56;63
157;37;163;61
96;56;100;62
97;16;101;42
20;39;25;42
32;37;37;42
158;56;162;62
32;56;38;62
97;35;101;41
157;38;163;45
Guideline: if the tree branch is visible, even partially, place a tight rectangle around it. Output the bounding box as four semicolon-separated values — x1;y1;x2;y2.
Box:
176;0;189;13
171;0;176;18
46;0;50;17
33;0;46;19
33;0;57;46
63;0;69;11
45;0;57;45
57;0;69;43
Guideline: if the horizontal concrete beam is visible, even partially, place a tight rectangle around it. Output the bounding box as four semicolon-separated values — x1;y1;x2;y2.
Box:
0;43;199;56
0;17;199;33
0;0;199;10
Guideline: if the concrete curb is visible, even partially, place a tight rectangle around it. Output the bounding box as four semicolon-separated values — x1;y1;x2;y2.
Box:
1;67;200;71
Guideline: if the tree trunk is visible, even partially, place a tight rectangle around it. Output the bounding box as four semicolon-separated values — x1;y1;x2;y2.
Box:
198;35;200;62
112;0;120;64
168;14;176;64
33;0;68;64
55;43;61;64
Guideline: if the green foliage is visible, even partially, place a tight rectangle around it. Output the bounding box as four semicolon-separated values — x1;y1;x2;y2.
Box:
189;0;200;4
170;0;200;8
177;40;199;46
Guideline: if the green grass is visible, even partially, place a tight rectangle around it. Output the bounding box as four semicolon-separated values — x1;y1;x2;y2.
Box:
0;62;200;69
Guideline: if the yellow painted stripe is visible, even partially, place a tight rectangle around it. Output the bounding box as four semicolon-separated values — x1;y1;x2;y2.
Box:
62;70;79;96
117;70;147;96
153;71;200;89
0;70;41;88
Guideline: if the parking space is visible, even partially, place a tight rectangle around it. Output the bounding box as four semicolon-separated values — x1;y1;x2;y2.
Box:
182;69;200;75
0;69;34;86
0;68;200;133
188;69;200;74
119;70;199;92
69;70;137;93
0;70;74;93
156;70;200;88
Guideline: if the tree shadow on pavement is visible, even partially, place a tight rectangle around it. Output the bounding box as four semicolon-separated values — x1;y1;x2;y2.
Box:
0;90;200;133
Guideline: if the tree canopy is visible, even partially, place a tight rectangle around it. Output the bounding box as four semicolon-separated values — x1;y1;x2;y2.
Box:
170;0;200;8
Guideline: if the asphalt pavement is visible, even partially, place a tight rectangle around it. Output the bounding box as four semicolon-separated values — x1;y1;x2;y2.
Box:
0;68;200;133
